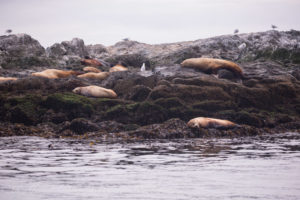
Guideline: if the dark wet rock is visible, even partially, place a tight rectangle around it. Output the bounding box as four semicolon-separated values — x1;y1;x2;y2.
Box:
125;85;152;101
105;101;168;126
97;120;139;133
62;118;100;134
188;124;267;138
292;69;300;80
101;71;160;98
218;69;238;81
0;77;87;94
124;118;192;139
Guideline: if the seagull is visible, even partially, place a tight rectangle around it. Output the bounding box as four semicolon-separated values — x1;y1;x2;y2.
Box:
140;63;146;72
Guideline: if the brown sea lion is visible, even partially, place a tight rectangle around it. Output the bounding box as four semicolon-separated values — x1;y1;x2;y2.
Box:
32;69;81;79
181;58;243;78
0;77;18;83
77;72;109;80
83;66;102;73
80;58;103;67
72;85;117;98
187;117;237;129
109;64;128;72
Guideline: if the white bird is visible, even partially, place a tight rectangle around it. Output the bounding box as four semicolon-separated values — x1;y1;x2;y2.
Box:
141;63;146;72
238;43;247;50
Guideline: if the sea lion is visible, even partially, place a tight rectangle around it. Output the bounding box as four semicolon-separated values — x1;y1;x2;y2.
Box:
187;117;237;129
109;64;128;72
83;66;101;73
80;58;103;67
0;77;18;83
181;58;243;78
72;85;117;98
32;69;81;79
77;72;109;80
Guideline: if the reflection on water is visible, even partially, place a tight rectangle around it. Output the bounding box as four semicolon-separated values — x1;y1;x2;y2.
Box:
0;132;300;200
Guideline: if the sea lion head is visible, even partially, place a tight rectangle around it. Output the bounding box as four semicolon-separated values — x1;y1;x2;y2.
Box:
72;87;81;94
187;119;200;128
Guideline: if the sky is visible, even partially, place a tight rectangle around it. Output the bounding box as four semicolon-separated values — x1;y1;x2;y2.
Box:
0;0;300;47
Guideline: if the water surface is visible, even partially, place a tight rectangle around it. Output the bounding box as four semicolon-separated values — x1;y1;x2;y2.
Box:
0;132;300;200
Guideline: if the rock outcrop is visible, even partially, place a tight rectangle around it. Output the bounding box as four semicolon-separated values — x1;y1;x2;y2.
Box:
0;30;300;139
46;38;88;66
0;34;51;69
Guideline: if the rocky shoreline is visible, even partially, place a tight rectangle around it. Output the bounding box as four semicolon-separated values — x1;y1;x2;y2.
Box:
1;30;300;140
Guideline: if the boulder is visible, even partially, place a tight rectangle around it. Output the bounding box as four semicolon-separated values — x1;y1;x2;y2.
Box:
0;34;50;69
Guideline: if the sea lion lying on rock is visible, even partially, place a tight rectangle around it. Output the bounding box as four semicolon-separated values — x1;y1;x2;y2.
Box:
83;66;101;73
72;85;117;98
109;64;128;72
80;58;103;67
181;58;243;78
32;69;81;79
77;72;109;80
187;117;237;129
0;77;18;83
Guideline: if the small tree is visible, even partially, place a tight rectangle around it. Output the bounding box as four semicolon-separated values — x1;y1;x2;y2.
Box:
5;29;12;34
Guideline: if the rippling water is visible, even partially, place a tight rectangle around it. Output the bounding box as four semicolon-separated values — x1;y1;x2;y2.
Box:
0;132;300;200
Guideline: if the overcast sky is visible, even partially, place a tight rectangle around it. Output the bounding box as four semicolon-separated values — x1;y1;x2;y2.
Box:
0;0;299;47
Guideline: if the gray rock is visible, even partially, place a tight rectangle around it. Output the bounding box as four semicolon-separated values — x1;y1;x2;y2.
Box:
46;38;88;66
86;44;107;57
0;34;50;69
0;33;45;57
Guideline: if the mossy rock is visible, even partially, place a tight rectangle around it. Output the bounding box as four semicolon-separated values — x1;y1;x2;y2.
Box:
217;110;263;127
105;101;168;125
192;100;237;112
271;48;290;61
135;102;168;125
149;84;231;103
255;48;273;60
154;97;185;109
230;86;272;109
126;85;151;101
2;56;54;69
43;93;93;119
234;111;264;127
105;105;129;120
291;50;300;64
4;95;45;125
94;98;128;111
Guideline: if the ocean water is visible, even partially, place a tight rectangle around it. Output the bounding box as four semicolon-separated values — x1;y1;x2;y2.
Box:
0;132;300;200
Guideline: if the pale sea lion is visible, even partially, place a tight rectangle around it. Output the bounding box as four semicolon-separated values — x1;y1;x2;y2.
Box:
72;85;117;98
0;77;18;83
77;72;109;80
181;58;243;78
187;117;237;129
32;69;81;79
109;64;128;72
83;66;102;73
